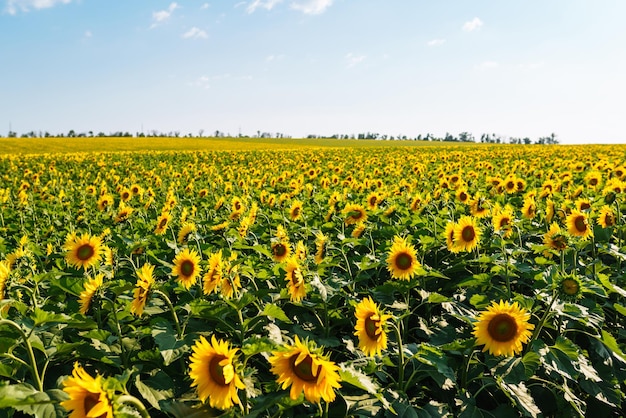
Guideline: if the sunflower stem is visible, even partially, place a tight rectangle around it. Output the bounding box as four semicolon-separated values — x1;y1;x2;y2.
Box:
154;289;182;338
390;319;405;391
103;296;128;369
117;394;150;418
0;319;43;391
524;291;558;355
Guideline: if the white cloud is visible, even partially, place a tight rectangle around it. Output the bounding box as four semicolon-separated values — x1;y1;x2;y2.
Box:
519;61;545;71
200;3;209;9
5;0;72;15
475;61;498;70
291;0;333;15
427;39;445;47
84;30;92;38
182;27;208;39
345;52;366;68
462;17;483;32
191;75;211;89
246;0;282;13
151;2;179;27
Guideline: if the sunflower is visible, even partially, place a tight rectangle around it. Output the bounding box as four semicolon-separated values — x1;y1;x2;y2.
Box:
597;205;616;228
221;254;242;299
154;211;172;235
585;170;602;189
189;335;245;410
444;221;459;253
473;300;534;357
386;236;419;280
492;207;514;239
61;363;114;418
556;275;584;301
351;222;366;238
342;203;367;225
545;199;555;223
469;196;490;218
453;216;481;252
575;198;592;212
289;200;303;221
354;297;392;357
543;222;568;252
268;336;342;404
114;203;133;223
455;187;470;204
314;232;327;265
131;263;155;316
271;240;291;263
0;260;10;300
294;240;307;261
79;274;103;315
172;248;202;290
177;222;197;245
284;257;306;303
566;210;592;239
64;233;103;270
203;251;223;295
521;197;536;219
97;194;113;211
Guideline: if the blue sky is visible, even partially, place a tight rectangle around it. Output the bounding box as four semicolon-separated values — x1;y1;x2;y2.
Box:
1;0;625;143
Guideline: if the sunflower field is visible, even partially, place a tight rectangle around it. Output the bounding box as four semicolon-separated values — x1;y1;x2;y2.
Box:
0;141;625;417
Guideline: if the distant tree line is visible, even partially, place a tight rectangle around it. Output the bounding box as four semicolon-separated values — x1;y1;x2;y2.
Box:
5;129;559;144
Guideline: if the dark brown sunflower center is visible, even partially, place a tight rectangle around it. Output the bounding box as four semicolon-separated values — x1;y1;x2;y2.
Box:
574;216;587;232
552;235;568;250
561;278;580;295
273;243;287;257
349;210;364;220
180;260;195;277
83;392;106;418
159;218;168;228
292;207;301;217
487;313;518;342
290;354;317;382
122;192;130;199
234;202;241;211
506;181;514;189
461;226;475;242
364;315;380;340
395;253;413;270
580;202;591;211
459;192;467;201
209;355;229;386
499;217;510;228
589;178;598;186
605;213;616;226
76;244;95;261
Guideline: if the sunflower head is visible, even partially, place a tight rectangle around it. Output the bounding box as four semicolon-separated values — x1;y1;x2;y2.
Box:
342;203;367;225
284;257;306;303
79;274;104;315
268;336;342;405
354;297;392;357
597;205;616;228
65;233;103;270
556;275;585;301
453;216;482;252
386;236;420;280
566;210;592;239
172;248;202;290
61;363;115;418
131;263;156;316
271;240;291;262
473;300;535;357
189;335;245;410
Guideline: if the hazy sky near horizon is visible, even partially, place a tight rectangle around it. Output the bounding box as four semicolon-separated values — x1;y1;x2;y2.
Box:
1;0;625;144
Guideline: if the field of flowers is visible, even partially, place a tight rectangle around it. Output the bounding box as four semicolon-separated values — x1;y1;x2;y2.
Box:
0;141;625;417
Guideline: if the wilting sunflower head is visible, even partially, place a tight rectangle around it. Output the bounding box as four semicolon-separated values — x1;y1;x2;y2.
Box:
79;274;104;315
268;336;342;405
473;300;534;357
189;335;245;410
543;222;568;252
61;363;115;418
556;275;585;301
203;250;223;296
354;296;392;357
386;235;420;280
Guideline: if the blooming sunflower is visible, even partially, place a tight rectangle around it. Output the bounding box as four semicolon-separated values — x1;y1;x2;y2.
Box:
97;194;113;211
597;205;616;228
342;203;367;225
289;200;303;221
177;222;197;245
131;263;155;316
172;248;202;290
61;363;114;418
354;297;392;357
271;240;291;263
203;251;223;295
444;221;459;253
314;232;327;265
268;336;342;404
473;300;534;357
221;255;242;299
453;216;481;252
557;275;584;301
189;335;245;410
64;233;103;270
284;257;306;303
492;207;514;239
0;260;10;300
566;210;592;239
521;197;536;219
543;222;568;252
386;236;419;280
154;211;172;235
79;274;103;315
